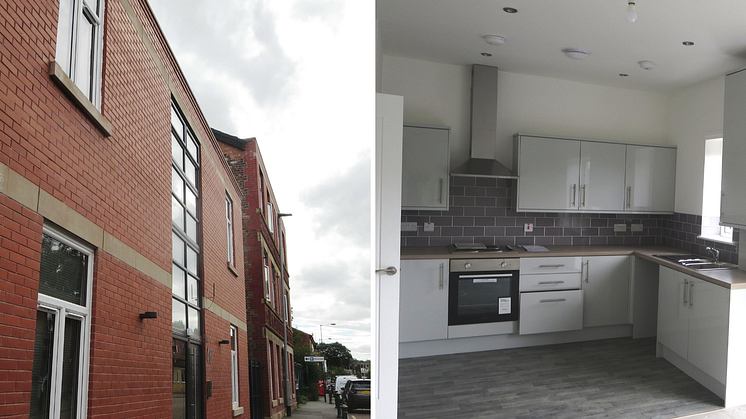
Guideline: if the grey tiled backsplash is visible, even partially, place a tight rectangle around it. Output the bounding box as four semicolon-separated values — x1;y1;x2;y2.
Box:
401;176;739;264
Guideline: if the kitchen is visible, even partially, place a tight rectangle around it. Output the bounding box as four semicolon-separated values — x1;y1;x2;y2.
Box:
373;1;746;418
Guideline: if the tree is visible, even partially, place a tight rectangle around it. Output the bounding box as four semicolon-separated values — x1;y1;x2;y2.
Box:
317;342;353;370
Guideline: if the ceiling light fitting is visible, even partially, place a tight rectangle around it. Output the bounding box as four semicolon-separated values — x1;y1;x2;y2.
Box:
563;49;589;60
626;1;637;23
503;7;517;13
639;60;656;70
484;35;506;46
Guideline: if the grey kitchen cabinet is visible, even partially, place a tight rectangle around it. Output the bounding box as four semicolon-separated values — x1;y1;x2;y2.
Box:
657;266;729;384
399;259;448;342
401;125;450;210
722;68;746;228
519;257;584;335
514;134;675;213
624;145;676;213
581;256;630;328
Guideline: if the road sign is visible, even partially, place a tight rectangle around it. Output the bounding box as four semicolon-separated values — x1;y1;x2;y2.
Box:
304;356;325;362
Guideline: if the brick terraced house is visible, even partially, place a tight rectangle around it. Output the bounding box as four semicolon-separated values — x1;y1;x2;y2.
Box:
214;130;296;419
0;0;252;418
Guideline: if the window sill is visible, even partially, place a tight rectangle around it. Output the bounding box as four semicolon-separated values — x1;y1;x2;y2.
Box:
227;262;239;277
48;61;113;137
697;234;734;245
232;407;244;417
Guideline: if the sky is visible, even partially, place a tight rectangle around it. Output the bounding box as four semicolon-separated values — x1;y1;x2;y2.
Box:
148;0;374;359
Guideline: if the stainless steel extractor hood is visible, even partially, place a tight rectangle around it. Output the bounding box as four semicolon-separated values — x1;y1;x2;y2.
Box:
451;64;518;179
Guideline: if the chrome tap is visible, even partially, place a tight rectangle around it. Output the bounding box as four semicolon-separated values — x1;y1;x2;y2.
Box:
706;246;720;262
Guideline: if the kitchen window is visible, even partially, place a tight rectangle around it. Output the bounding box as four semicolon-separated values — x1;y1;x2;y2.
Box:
55;0;105;108
700;138;733;243
31;225;94;419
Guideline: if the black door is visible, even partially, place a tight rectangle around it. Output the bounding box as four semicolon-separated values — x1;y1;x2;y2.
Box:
249;360;264;419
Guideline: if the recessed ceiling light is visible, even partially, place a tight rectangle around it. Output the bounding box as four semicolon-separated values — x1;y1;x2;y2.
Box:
481;52;493;57
639;61;656;70
503;7;518;13
562;49;589;60
683;41;694;46
484;35;506;46
619;74;629;77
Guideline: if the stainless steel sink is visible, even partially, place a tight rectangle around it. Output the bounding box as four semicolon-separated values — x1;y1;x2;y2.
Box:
653;254;738;270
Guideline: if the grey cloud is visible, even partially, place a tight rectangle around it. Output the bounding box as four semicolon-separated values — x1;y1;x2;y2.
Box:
300;152;371;247
292;0;344;23
295;259;370;310
149;0;297;119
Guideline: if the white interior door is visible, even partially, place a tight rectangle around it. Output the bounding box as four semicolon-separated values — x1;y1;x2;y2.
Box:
373;93;403;418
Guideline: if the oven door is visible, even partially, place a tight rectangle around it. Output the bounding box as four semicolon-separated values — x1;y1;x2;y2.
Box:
448;270;519;325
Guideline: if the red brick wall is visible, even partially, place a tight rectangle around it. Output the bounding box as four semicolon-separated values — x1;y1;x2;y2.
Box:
0;196;43;419
0;0;249;417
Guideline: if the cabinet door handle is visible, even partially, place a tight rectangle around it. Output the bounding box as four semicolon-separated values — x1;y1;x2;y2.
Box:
683;278;688;306
539;264;565;268
438;178;444;204
627;186;632;208
582;184;586;207
571;184;577;207
439;263;444;290
540;298;567;303
539;281;564;284
584;260;589;283
721;193;725;218
689;282;695;308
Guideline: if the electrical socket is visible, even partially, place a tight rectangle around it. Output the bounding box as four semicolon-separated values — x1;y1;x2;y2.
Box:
524;223;534;233
401;222;418;232
631;224;644;232
424;222;435;232
614;224;627;232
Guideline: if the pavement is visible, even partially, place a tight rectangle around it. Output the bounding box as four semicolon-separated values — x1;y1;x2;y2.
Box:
291;399;370;419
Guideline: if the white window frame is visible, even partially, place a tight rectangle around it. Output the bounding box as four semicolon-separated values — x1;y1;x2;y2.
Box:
226;194;235;266
36;224;94;419
700;137;733;244
267;202;275;234
264;253;271;303
230;325;239;408
55;0;105;109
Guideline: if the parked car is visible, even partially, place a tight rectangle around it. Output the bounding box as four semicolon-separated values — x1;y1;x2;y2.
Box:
342;379;371;412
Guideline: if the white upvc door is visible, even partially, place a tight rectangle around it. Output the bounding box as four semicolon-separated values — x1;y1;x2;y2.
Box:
373;93;403;419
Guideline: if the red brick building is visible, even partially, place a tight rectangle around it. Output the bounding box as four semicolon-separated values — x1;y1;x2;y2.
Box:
0;0;251;418
214;130;296;419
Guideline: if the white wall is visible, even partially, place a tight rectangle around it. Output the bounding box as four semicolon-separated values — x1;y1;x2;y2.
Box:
380;55;670;171
667;76;725;215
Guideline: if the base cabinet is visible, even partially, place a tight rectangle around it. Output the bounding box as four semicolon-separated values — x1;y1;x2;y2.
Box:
399;259;448;342
519;290;583;335
582;256;630;328
657;266;729;383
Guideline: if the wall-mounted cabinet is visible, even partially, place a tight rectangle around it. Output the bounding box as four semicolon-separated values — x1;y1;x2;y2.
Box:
401;125;450;210
514;134;675;214
722;69;746;228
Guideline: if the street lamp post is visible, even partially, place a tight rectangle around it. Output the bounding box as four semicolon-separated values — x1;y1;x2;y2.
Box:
319;323;336;343
278;213;292;416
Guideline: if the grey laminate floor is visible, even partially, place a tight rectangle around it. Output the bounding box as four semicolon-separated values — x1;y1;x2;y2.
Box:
398;338;726;419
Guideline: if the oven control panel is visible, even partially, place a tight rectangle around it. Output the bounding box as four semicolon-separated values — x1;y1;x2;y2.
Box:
450;258;520;272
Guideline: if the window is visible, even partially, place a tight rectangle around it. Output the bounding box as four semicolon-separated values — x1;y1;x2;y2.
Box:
55;0;105;108
701;138;733;243
267;342;273;399
31;225;94;419
263;253;271;303
230;325;239;408
267;202;275;234
226;194;235;266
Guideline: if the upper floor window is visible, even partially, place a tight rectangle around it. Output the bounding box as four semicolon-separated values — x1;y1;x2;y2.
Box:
226;194;235;266
55;0;105;108
267;202;275;234
701;137;733;243
263;253;271;303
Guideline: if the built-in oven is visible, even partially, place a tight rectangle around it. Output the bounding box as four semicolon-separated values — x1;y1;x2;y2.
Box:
448;258;520;326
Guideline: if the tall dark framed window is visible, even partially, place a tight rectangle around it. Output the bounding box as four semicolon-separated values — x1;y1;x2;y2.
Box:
171;101;203;419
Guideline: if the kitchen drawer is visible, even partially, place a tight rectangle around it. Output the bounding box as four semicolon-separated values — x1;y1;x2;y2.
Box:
520;272;581;292
520;257;582;274
519;290;583;335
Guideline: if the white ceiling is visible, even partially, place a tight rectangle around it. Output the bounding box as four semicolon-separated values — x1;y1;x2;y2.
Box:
377;0;746;92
